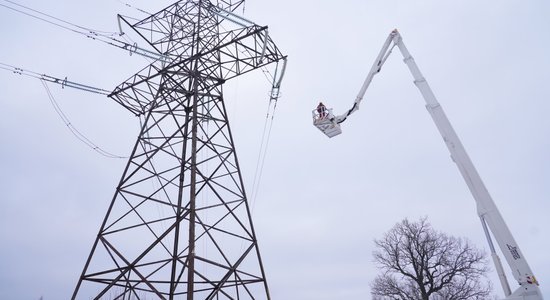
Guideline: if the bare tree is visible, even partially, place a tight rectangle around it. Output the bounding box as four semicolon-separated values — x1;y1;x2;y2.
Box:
371;218;492;300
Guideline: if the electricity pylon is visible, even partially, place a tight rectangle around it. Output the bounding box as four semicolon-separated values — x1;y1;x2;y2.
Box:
72;0;286;299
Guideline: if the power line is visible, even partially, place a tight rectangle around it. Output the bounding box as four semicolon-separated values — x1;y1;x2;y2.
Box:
0;62;111;95
249;97;278;212
0;0;170;63
0;62;127;159
117;0;152;16
2;0;120;36
249;58;287;212
40;79;128;159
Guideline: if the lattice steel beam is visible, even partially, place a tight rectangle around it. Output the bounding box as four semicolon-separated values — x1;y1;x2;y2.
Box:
72;0;286;299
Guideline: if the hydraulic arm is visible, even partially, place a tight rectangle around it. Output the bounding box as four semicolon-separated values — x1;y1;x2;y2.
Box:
314;29;542;299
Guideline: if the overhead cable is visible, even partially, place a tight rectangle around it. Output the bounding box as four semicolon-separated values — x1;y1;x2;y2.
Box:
2;0;120;36
40;80;128;159
249;59;287;212
0;0;170;63
249;97;277;213
117;0;152;16
0;62;111;95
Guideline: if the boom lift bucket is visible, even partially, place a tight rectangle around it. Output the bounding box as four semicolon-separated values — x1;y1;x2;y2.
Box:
312;108;342;138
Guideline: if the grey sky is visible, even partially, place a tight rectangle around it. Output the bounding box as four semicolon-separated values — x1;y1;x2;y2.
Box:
1;0;549;299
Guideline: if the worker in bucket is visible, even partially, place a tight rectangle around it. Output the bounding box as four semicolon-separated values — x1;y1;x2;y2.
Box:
317;102;327;119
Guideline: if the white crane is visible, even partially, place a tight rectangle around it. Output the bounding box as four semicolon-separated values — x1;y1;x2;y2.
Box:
313;29;543;300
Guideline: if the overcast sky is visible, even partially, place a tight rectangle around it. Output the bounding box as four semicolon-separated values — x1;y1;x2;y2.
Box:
1;0;549;299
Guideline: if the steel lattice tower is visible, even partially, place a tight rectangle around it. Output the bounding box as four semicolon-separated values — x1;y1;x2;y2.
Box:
72;1;285;299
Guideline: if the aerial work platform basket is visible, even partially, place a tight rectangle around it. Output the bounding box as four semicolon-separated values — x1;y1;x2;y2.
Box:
312;107;342;138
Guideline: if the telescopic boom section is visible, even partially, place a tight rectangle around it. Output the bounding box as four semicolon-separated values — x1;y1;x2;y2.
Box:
315;29;543;299
312;32;395;137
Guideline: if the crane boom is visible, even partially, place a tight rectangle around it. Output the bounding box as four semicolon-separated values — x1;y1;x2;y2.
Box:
315;29;543;299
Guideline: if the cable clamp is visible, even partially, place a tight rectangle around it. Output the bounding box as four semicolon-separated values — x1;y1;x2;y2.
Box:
130;42;138;56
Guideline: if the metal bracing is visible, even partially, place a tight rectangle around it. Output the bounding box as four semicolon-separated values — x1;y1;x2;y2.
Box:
72;1;285;299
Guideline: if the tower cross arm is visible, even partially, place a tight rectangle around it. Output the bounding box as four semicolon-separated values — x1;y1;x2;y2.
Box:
109;25;284;116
